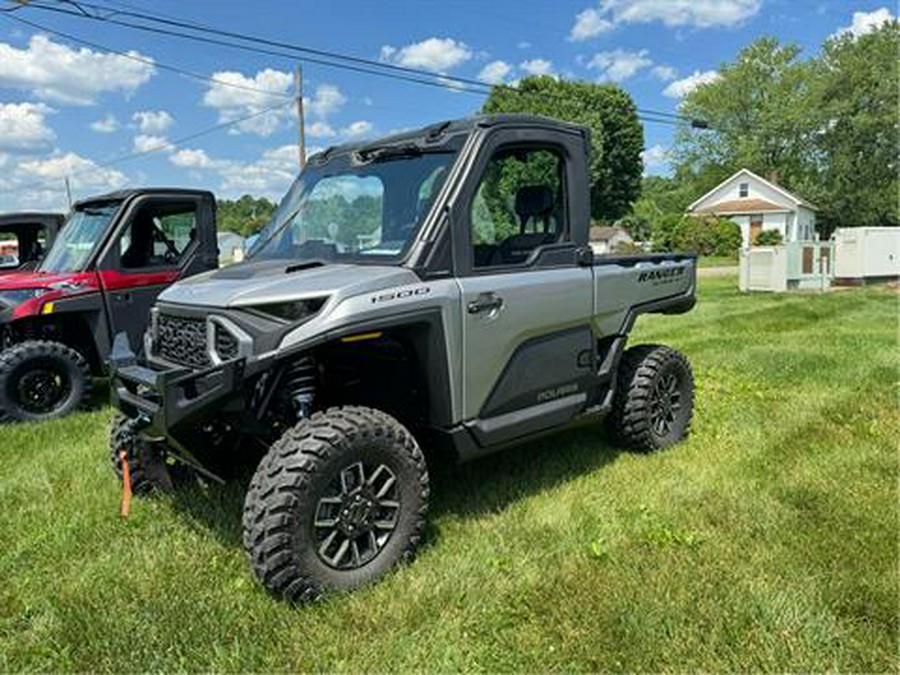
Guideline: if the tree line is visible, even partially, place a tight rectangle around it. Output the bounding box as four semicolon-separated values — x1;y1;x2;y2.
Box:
220;22;896;256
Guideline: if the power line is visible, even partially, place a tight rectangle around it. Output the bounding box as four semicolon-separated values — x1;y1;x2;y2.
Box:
3;12;294;98
12;0;702;126
0;99;294;197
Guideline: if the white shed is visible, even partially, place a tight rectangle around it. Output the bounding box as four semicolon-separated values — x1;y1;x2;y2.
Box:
686;168;818;247
832;227;900;282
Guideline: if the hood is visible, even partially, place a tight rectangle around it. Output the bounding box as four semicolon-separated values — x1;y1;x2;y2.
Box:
0;270;95;292
158;260;420;308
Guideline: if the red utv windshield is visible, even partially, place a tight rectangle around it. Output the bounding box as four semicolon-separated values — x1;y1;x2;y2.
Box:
39;202;120;273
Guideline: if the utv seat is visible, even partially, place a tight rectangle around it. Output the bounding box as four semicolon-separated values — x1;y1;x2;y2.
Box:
491;185;559;266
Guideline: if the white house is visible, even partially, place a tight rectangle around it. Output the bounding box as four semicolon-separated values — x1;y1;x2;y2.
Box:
686;168;817;247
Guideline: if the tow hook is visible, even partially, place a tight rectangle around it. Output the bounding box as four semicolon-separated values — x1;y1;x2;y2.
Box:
119;450;132;518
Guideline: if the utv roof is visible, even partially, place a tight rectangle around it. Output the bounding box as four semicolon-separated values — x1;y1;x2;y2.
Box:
74;187;214;208
312;113;589;160
0;212;65;228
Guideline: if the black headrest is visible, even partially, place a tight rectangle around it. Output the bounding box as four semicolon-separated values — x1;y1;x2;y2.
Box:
514;185;554;219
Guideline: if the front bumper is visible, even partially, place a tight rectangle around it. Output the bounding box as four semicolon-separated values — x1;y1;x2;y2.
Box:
110;333;245;440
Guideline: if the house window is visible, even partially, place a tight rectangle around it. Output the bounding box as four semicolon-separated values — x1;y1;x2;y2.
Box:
738;182;749;198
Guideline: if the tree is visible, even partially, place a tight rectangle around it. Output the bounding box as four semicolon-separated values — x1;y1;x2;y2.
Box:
809;22;899;230
216;196;277;237
482;76;644;222
673;38;818;197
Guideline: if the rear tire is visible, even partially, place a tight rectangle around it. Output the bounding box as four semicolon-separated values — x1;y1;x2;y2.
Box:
607;344;694;452
0;340;91;422
109;413;174;494
242;406;429;603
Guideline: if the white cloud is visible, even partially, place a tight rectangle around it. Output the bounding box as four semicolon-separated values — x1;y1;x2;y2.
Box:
306;84;347;118
133;134;171;153
519;58;555;77
0;151;128;211
0;102;55;151
170;148;214;169
203;68;293;137
90;114;119;133
342;120;374;138
833;7;894;38
0;35;154;105
478;60;513;84
663;69;720;97
569;8;614;40
641;144;669;174
165;144;315;200
517;41;532;49
587;49;652;81
570;0;760;37
651;64;677;81
379;37;472;71
307;121;336;138
132;110;174;134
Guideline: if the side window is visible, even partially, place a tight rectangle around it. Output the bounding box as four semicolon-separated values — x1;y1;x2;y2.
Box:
119;202;197;270
470;147;566;268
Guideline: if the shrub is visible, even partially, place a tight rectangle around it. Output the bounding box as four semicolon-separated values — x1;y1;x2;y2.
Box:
616;214;652;242
650;215;742;256
754;229;784;246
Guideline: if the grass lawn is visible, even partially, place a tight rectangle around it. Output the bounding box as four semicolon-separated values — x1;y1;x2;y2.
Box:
1;276;897;672
697;254;738;268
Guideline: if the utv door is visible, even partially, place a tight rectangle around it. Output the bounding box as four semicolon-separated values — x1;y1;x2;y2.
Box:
97;195;209;354
453;127;595;445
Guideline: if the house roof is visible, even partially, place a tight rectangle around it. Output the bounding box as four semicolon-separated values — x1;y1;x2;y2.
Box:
693;198;786;214
687;168;817;212
590;225;630;241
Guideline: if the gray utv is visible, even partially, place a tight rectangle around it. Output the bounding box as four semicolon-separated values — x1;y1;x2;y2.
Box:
110;114;697;602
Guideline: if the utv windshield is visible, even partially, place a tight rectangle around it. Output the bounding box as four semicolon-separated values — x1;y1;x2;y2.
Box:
250;147;457;264
39;201;121;273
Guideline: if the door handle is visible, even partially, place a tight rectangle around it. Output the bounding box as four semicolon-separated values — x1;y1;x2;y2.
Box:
467;292;503;314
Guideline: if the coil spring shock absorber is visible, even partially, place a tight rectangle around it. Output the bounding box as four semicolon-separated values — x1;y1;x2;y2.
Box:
285;355;317;419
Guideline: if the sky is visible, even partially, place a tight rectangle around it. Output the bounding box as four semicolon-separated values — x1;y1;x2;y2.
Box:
0;0;894;212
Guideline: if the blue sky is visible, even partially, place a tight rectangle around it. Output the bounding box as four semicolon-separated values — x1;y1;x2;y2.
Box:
0;0;894;211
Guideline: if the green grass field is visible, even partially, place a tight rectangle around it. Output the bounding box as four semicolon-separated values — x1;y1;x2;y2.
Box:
1;276;897;672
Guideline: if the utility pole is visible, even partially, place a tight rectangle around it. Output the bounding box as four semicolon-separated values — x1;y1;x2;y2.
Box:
295;63;306;171
64;176;73;210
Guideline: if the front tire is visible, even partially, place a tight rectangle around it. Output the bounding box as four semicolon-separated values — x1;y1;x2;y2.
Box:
109;413;174;494
0;340;91;422
607;344;694;452
242;406;429;603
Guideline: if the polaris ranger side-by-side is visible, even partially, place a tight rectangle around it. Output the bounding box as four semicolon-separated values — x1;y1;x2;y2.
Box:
110;115;697;602
0;190;219;421
0;212;64;274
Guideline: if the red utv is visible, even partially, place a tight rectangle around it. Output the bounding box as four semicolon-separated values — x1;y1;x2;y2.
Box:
0;189;219;422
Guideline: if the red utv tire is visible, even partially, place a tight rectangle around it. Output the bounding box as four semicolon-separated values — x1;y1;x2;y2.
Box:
0;340;91;422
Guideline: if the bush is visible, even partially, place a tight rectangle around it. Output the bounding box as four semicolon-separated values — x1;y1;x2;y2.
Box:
616;214;652;242
650;215;742;256
754;229;783;246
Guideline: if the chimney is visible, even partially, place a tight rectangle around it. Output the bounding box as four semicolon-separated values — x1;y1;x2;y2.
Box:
768;169;780;184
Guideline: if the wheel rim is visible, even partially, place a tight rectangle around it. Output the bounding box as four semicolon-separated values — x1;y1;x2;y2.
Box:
15;363;70;414
313;461;401;570
649;372;682;438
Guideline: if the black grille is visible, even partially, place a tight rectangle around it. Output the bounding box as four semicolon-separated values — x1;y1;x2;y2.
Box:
214;325;239;361
155;313;210;368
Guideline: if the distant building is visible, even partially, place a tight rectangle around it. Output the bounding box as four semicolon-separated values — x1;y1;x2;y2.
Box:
687;168;817;247
589;225;633;254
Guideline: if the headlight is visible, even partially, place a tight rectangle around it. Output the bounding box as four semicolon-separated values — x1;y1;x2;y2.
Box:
249;297;327;322
0;288;48;310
